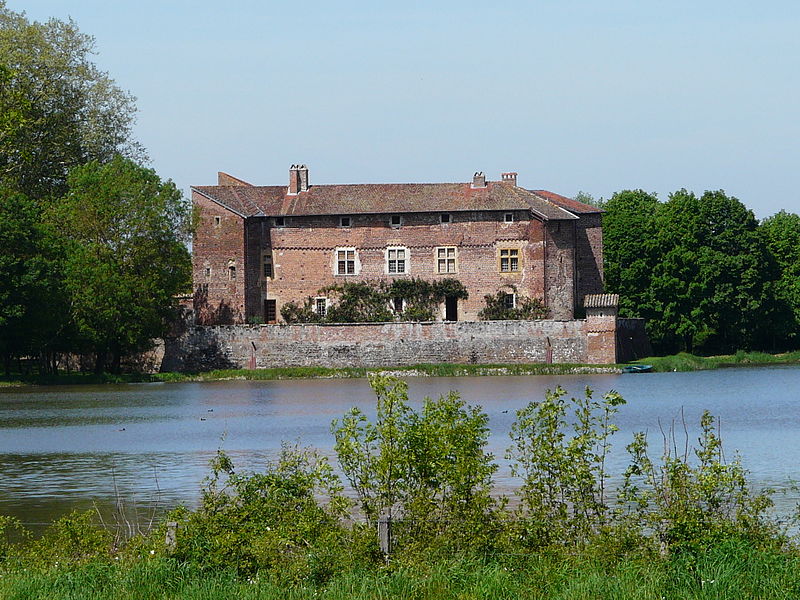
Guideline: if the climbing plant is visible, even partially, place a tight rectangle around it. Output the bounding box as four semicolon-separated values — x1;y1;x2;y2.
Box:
478;286;548;320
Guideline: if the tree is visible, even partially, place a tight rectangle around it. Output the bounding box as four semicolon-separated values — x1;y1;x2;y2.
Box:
0;2;142;200
648;190;775;353
0;189;67;374
52;156;191;373
759;211;800;349
599;190;660;318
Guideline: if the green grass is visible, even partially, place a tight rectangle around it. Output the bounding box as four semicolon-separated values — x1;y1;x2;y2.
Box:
2;543;800;600
638;350;800;373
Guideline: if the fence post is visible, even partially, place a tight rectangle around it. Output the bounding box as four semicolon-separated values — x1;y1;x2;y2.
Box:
377;512;392;561
165;521;178;552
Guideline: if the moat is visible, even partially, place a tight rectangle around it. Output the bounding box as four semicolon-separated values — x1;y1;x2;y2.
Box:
2;366;799;532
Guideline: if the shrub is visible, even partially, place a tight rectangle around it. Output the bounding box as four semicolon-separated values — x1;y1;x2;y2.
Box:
479;286;548;320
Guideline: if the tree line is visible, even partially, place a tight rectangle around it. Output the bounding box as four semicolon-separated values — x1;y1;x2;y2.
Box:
0;3;191;375
594;189;800;355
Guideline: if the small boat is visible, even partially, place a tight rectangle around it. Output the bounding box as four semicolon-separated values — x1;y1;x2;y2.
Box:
621;364;653;374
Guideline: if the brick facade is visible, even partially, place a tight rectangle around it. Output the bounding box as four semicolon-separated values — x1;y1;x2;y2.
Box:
191;167;605;325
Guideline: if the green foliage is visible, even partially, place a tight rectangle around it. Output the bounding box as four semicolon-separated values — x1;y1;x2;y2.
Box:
508;386;625;546
169;444;358;583
760;210;800;348
602;188;784;354
281;278;468;323
332;374;499;556
20;511;112;567
620;411;776;558
478;286;548;320
0;3;142;200
52;156;192;372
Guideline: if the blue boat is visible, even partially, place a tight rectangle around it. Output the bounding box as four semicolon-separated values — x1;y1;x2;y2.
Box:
621;364;653;374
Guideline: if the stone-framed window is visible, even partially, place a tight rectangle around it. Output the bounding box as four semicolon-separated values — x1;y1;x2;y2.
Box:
204;266;211;278
503;292;516;309
389;214;402;228
229;265;236;280
436;246;457;273
504;212;514;223
392;296;405;314
339;216;351;228
314;297;328;317
498;248;520;273
440;213;451;224
335;247;358;275
386;246;408;274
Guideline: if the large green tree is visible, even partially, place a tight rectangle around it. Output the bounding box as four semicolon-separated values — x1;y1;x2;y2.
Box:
53;157;191;373
759;210;800;349
0;2;142;200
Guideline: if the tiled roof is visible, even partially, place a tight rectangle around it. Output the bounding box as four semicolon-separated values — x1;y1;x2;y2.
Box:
584;294;619;308
530;190;603;214
192;180;580;221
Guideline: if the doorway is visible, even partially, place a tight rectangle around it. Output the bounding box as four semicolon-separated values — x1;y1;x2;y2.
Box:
264;299;277;324
445;296;458;321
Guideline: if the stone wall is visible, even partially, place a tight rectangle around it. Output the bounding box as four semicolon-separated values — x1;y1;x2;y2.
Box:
161;318;622;372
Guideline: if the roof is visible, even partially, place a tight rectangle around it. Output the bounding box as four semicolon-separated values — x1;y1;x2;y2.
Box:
192;179;583;221
530;190;603;214
584;294;619;308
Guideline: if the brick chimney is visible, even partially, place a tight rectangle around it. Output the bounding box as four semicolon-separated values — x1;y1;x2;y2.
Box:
471;172;486;188
501;172;518;186
288;164;309;195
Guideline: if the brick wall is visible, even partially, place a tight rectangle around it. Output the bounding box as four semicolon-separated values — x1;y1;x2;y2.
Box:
543;221;575;320
574;213;604;311
161;318;621;372
263;210;547;322
192;192;246;324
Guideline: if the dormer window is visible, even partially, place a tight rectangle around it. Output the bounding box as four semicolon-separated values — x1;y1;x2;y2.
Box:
390;215;402;228
440;213;451;224
504;213;514;223
275;216;285;227
339;216;351;228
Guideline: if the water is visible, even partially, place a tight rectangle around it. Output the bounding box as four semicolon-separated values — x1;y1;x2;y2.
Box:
1;367;799;532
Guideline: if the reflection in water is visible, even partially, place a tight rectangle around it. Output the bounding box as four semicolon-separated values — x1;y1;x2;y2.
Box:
1;367;799;533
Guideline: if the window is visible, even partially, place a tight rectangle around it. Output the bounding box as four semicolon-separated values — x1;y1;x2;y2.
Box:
229;265;236;280
386;247;408;274
315;297;328;317
440;213;451;224
336;248;357;275
390;214;402;228
274;216;285;227
262;252;273;278
204;267;211;278
264;299;277;324
436;247;457;273
392;297;405;314
339;216;351;227
504;212;514;223
214;216;221;226
499;248;519;272
503;292;516;310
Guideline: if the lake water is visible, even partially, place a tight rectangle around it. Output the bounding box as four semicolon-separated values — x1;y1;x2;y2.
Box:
1;366;799;532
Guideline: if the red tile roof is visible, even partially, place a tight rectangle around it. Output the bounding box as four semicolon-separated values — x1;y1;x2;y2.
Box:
530;190;603;214
192;179;585;221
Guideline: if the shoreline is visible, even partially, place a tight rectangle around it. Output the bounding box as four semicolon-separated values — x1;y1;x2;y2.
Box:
2;350;800;388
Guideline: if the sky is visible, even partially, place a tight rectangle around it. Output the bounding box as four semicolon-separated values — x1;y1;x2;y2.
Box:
10;0;800;218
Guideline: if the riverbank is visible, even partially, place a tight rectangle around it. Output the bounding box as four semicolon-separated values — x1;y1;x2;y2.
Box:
2;350;800;387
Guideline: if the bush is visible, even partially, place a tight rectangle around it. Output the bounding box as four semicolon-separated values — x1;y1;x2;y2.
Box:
479;287;548;320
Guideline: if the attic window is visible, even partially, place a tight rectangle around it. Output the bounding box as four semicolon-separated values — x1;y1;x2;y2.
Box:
390;215;402;228
275;216;285;227
339;216;351;228
504;213;514;223
440;213;451;224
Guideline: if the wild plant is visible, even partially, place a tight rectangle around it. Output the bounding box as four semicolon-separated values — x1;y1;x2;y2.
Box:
507;386;625;547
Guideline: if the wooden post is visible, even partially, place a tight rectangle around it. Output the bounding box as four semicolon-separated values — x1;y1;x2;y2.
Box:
377;513;392;560
165;521;178;552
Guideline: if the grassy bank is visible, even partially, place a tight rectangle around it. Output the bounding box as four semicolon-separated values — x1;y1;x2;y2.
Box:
1;541;798;600
3;350;800;388
639;350;800;372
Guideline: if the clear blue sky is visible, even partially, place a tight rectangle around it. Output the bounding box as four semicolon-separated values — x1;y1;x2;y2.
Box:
11;0;800;217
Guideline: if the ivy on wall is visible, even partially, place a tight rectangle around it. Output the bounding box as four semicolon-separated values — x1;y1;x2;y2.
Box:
478;286;549;321
280;278;468;323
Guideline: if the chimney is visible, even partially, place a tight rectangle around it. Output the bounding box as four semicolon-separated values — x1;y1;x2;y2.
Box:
298;164;309;192
471;171;486;188
288;164;300;195
501;172;518;186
